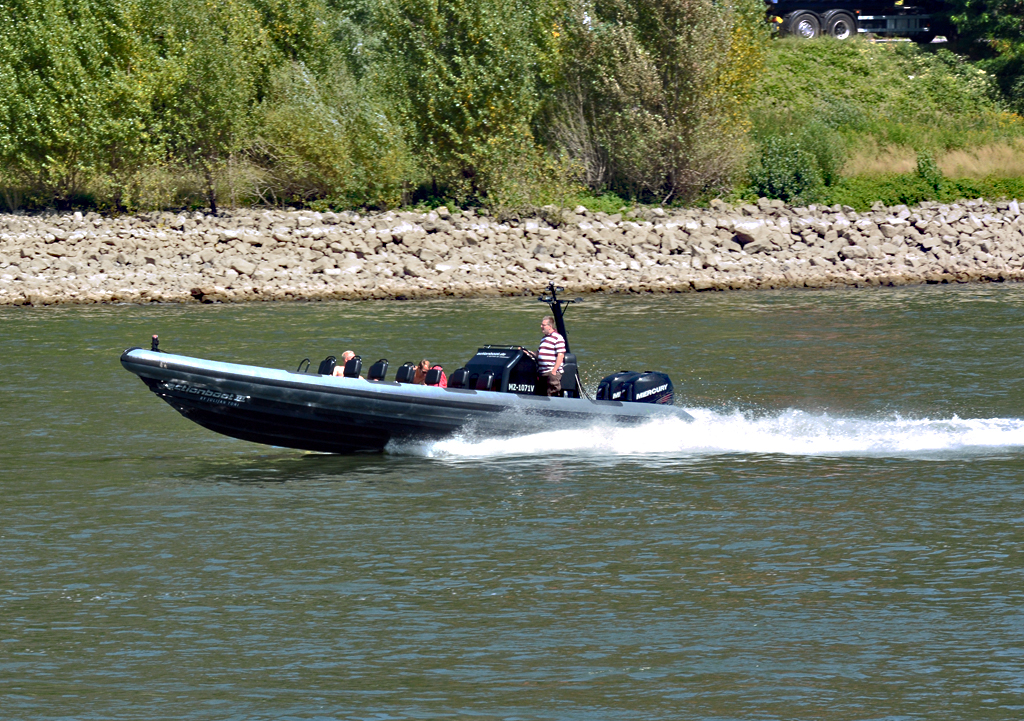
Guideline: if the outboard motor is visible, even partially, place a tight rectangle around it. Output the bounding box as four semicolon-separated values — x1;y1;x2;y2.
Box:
597;371;674;405
596;371;640;401
631;371;674;405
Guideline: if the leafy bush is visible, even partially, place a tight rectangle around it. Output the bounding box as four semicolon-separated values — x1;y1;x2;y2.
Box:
476;140;584;219
946;0;1024;47
254;62;413;209
749;135;825;204
0;0;166;207
798;122;846;188
546;0;768;203
2;0;1021;214
377;0;555;205
916;150;944;192
825;174;1024;211
0;0;367;212
747;118;845;204
570;192;629;214
971;43;1024;116
151;0;281;213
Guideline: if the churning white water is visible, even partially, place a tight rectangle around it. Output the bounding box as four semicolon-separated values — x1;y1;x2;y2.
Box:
399;409;1024;459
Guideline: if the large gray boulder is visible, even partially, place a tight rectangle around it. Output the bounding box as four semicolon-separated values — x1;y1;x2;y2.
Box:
230;258;256;276
733;220;769;246
744;239;774;254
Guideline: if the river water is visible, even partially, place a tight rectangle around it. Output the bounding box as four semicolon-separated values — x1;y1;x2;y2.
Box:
3;286;1024;720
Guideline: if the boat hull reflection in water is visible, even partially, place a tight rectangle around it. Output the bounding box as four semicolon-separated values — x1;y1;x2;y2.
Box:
120;348;692;454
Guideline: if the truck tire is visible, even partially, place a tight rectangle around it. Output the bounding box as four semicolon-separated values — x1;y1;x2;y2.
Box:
824;11;857;40
783;11;821;39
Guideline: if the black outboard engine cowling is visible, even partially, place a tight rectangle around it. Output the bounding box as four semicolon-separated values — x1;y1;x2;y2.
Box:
596;371;640;402
597;371;674;405
631;371;674;405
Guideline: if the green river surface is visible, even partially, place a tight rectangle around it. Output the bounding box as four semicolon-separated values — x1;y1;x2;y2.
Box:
3;285;1024;720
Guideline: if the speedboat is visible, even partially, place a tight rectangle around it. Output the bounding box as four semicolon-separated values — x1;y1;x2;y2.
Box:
120;285;692;454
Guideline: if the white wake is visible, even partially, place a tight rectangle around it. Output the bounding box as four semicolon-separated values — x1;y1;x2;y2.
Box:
392;408;1024;459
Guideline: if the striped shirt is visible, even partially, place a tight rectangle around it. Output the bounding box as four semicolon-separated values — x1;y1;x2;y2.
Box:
537;332;566;374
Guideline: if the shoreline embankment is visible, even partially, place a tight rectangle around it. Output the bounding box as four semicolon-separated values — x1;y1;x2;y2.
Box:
2;198;1023;307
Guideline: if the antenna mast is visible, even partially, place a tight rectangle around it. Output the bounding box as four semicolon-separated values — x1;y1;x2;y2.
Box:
538;283;582;353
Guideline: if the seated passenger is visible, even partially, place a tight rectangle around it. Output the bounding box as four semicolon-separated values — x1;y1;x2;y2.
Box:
332;350;359;378
413;359;431;384
427;364;448;388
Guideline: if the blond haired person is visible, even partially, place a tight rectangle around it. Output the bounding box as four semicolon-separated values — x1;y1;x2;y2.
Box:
413;359;431;385
332;350;359;377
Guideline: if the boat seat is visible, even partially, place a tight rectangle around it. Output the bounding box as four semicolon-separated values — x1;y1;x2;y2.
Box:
449;367;469;389
425;367;444;386
317;356;336;375
560;353;578;395
475;370;495;391
367;359;388;381
395;362;416;383
343;355;362;378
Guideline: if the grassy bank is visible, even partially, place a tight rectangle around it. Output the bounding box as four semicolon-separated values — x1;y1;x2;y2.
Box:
738;37;1024;210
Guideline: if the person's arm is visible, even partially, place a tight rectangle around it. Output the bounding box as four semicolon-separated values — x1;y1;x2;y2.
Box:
553;351;564;375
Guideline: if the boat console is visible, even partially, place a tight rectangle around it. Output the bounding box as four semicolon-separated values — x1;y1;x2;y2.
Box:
449;346;545;395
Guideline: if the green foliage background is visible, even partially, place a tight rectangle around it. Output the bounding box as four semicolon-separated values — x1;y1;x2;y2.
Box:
0;0;771;212
0;0;1022;213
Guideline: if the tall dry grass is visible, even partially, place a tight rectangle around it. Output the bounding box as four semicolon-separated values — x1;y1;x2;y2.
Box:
846;140;1024;178
939;141;1024;177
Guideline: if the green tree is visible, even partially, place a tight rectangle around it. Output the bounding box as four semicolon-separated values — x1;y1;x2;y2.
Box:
256;60;413;208
0;0;164;208
947;0;1024;43
546;0;768;203
946;0;1024;111
149;0;278;213
377;0;556;203
250;0;339;73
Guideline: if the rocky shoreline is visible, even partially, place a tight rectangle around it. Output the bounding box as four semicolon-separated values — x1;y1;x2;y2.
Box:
2;197;1023;306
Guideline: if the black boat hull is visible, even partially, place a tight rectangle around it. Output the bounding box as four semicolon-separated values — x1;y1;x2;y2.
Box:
121;348;692;454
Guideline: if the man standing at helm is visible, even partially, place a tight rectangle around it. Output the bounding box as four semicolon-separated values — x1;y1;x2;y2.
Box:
536;315;565;396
